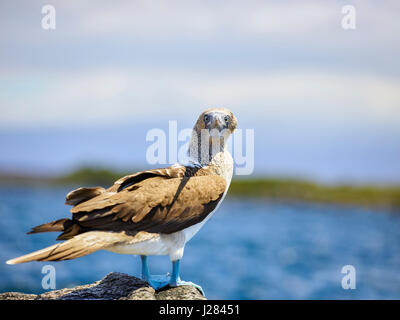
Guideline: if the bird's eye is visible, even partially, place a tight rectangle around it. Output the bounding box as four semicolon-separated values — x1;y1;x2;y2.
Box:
204;115;209;122
224;116;230;124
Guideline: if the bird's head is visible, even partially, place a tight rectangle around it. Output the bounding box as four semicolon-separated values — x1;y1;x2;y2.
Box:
190;108;237;164
194;107;237;137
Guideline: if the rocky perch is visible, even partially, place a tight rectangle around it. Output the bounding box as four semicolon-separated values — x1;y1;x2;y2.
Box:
0;272;206;300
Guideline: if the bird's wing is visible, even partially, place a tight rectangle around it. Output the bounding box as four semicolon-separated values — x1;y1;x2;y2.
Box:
64;166;189;206
59;165;226;238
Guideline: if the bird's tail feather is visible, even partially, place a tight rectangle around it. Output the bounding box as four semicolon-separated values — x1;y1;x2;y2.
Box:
27;218;74;235
6;232;107;264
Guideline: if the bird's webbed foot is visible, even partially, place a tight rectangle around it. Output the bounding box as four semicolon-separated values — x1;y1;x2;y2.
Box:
139;256;204;296
169;277;205;296
141;273;172;290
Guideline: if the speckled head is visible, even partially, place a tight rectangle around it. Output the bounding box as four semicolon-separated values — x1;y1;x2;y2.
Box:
189;108;237;165
194;108;237;134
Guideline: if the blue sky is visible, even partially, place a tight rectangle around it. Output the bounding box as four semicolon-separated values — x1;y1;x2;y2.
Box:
0;1;399;184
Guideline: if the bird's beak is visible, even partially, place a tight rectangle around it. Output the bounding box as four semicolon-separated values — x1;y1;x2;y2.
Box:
211;115;226;132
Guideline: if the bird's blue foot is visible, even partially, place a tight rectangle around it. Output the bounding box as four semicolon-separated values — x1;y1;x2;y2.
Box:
169;259;204;295
169;277;205;296
141;273;172;290
139;256;205;296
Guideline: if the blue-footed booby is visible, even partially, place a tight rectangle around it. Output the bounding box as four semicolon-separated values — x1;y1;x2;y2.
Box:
6;108;237;295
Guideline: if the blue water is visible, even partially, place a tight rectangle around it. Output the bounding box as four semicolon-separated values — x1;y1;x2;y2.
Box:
1;185;400;299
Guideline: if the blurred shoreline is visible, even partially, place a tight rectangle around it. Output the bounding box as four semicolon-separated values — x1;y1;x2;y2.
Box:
0;167;399;212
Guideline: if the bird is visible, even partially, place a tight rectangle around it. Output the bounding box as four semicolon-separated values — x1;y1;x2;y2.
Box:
6;108;237;295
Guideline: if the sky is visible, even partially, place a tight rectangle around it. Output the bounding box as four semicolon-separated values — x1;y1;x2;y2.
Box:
0;0;399;184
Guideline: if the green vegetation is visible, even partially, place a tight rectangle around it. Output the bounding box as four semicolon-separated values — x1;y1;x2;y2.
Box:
229;178;400;210
57;167;131;186
1;167;399;211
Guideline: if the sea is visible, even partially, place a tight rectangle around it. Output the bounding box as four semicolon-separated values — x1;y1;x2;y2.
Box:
1;185;399;299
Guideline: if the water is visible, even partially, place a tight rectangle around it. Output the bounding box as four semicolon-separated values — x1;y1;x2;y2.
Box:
0;185;399;299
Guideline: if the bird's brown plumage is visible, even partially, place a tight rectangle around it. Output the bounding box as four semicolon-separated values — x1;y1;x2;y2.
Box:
30;165;226;239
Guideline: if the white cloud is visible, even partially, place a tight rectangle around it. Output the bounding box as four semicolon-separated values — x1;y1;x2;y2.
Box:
57;70;128;101
1;67;399;129
54;0;400;55
3;0;399;50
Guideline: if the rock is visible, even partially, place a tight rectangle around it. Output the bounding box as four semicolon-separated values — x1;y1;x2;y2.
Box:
0;292;37;300
156;285;206;300
0;272;206;300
